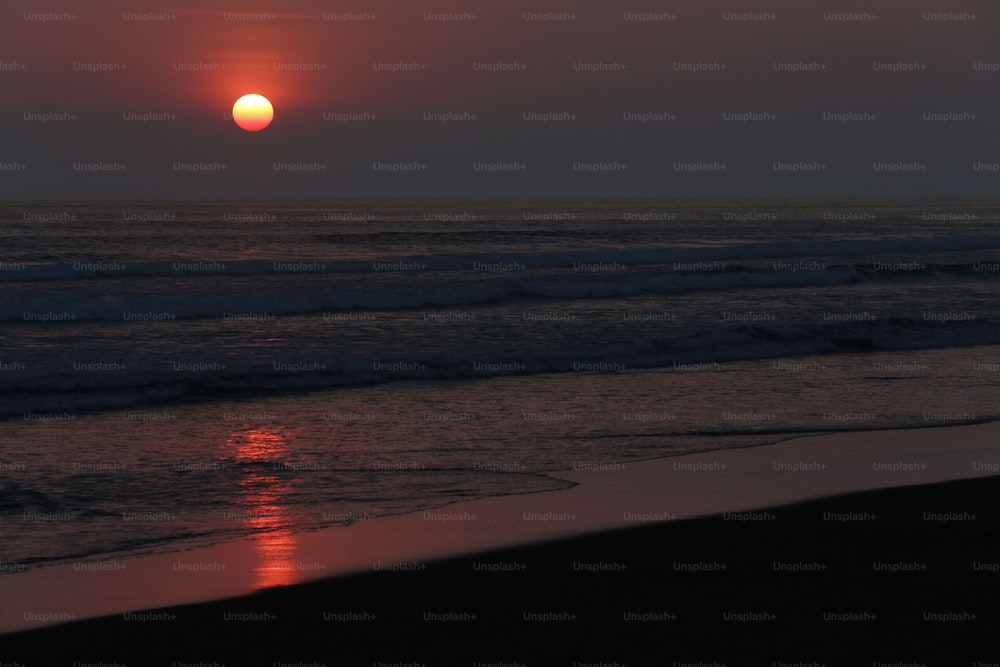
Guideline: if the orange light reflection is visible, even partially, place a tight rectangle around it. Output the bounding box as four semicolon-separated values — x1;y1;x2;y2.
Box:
227;425;298;588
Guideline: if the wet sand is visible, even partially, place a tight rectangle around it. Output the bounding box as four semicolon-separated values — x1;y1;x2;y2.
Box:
2;423;999;664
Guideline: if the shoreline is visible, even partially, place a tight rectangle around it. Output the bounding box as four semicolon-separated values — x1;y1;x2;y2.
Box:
2;420;999;636
2;473;997;664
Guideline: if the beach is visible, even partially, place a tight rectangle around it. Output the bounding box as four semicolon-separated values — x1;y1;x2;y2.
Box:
3;422;998;665
4;199;1000;664
4;0;999;657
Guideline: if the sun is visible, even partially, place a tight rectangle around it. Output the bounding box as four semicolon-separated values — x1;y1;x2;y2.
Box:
232;94;274;132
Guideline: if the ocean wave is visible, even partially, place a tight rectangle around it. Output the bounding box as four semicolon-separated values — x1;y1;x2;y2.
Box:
0;268;860;322
4;234;1000;283
3;319;999;420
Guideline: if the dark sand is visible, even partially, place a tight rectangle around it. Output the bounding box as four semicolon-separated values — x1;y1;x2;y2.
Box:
2;475;997;666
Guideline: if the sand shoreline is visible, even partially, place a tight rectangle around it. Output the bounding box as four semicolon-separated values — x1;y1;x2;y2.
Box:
2;420;999;637
3;473;997;664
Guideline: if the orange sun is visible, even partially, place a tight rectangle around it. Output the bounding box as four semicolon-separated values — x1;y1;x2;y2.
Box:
232;94;274;132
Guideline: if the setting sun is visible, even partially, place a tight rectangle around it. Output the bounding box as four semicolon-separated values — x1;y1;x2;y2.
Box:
232;93;274;132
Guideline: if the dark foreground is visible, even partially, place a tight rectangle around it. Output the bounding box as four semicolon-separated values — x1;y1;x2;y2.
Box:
3;476;998;666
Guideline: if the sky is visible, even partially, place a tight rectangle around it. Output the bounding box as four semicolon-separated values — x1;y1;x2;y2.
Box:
1;0;998;199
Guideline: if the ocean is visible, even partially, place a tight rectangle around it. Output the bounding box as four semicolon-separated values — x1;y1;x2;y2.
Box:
2;198;999;571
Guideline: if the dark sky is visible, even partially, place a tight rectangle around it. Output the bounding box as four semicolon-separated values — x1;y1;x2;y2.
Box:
1;0;998;199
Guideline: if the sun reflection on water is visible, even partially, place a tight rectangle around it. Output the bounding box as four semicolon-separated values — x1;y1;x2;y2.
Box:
227;425;298;588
